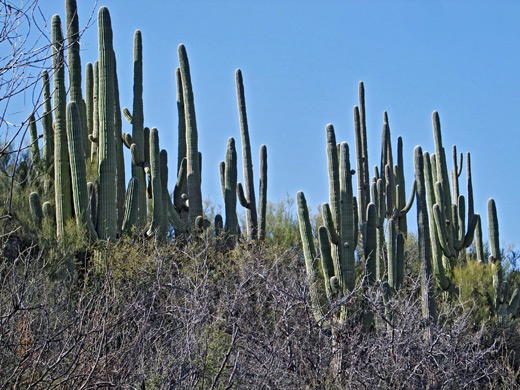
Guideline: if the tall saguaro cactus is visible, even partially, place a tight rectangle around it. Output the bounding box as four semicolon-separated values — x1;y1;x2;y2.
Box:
235;69;258;238
65;0;87;157
52;14;72;238
96;6;117;239
66;101;97;240
178;44;202;227
130;30;147;226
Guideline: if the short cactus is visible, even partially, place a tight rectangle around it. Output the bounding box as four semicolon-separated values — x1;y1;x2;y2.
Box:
29;192;43;229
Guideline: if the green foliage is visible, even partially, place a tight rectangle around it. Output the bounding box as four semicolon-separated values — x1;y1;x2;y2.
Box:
264;195;300;249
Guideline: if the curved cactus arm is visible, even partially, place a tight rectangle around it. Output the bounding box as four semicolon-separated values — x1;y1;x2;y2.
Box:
433;203;453;259
122;133;133;149
122;107;133;124
297;191;325;323
462;212;478;250
258;144;267;241
321;203;340;245
236;183;249;208
167;193;187;233
396;179;416;217
450;145;463;201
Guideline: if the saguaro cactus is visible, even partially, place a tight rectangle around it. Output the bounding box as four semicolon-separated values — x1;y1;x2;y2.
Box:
222;137;239;241
297;124;358;323
258;144;268;241
147;128;163;238
488;199;519;317
85;62;93;157
96;6;117;239
235;69;258;239
414;146;436;322
41;70;54;169
52;14;72;238
28;114;40;164
66;101;97;240
122;177;139;234
29;192;43;229
178;44;202;227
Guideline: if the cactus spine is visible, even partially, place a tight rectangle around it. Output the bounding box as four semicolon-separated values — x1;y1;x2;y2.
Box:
52;14;72;238
96;6;117;239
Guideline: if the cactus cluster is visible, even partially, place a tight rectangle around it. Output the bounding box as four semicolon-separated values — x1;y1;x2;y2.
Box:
26;2;267;249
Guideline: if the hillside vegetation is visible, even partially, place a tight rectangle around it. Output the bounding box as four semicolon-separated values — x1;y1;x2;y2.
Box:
1;1;520;389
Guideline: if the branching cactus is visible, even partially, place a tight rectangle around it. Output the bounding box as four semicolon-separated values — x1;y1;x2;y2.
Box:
178;44;202;228
488;199;519;318
235;69;258;239
52;14;72;239
424;112;479;292
96;6;117;240
296;124;358;324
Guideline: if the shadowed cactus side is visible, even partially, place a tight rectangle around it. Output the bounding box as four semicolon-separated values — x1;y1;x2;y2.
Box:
29;192;43;229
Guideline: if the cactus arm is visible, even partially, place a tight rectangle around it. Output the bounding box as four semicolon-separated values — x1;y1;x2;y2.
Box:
318;226;335;301
474;214;485;262
397;179;416;217
85;62;93;157
176;67;186;173
174;157;187;211
159;149;169;239
90;61;99;162
325;124;341;231
466;152;475;224
321;203;340;246
364;203;377;285
122;107;133;124
219;161;226;201
354;105;367;225
113;51;125;235
358;82;370;216
236;183;249;208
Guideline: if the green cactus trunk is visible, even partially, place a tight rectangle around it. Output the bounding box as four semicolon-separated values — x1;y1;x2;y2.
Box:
96;6;117;240
28;114;40;164
90;61;99;162
160;149;169;239
112;51;125;234
41;70;53;169
258;144;268;241
122;177;139;235
235;69;258;238
223;137;238;241
178;44;202;228
29;192;43;229
147;128;163;238
52;14;72;238
65;0;87;159
66;101;97;241
131;30;147;226
85;62;93;157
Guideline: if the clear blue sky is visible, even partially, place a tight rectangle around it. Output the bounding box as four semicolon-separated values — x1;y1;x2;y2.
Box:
31;1;520;247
